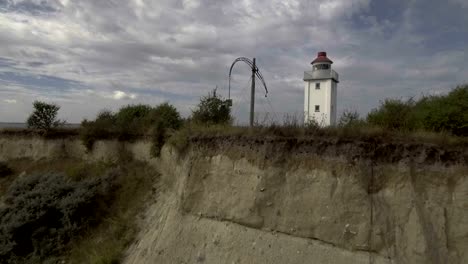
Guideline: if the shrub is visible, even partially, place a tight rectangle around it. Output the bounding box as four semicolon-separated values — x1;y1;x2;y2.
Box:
0;162;13;178
80;103;183;151
149;102;183;130
191;89;232;125
414;85;468;136
66;161;155;264
0;170;120;263
167;126;191;153
303;118;321;135
147;103;183;157
338;110;366;128
95;109;116;124
367;98;415;130
115;104;152;135
80;110;118;150
366;85;468;135
115;104;152;124
150;120;167;157
27;101;64;130
65;161;113;181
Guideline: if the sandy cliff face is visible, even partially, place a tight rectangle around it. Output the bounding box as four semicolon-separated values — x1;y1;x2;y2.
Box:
1;135;467;264
0;136;155;165
125;137;468;264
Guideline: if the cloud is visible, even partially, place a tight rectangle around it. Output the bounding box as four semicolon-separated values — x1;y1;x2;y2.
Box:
3;99;17;104
450;0;468;8
111;90;137;100
0;0;467;123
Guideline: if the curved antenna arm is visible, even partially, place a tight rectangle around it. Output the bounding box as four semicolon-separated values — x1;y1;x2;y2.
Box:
228;57;268;99
255;70;268;97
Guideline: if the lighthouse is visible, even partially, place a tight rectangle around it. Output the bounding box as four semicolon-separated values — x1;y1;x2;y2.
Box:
303;52;339;126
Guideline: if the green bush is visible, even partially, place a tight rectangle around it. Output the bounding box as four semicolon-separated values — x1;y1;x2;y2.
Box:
150;120;167;157
115;104;151;122
0;170;120;263
80;106;149;150
367;98;415;130
366;85;468;135
65;161;113;181
167;126;191;153
149;102;183;130
414;85;468;135
27;101;64;130
80;103;183;151
148;103;183;157
95;109;116;124
115;104;152;135
80;110;118;150
191;89;232;125
0;162;13;178
66;161;155;264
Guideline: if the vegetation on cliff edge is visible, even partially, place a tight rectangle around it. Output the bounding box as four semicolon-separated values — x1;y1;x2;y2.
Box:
0;158;156;264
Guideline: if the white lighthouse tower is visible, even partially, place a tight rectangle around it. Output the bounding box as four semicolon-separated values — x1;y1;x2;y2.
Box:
303;52;339;126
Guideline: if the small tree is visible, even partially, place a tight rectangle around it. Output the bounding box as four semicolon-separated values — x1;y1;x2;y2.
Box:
191;89;232;125
147;103;183;157
148;102;183;130
80;110;117;150
115;104;151;126
113;104;152;136
27;101;63;130
338;110;363;127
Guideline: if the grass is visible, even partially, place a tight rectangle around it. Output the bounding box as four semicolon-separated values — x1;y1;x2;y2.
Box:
166;123;468;150
2;117;467;153
65;160;157;264
0;127;80;138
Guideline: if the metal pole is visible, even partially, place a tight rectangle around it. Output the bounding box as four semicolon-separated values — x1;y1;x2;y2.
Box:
250;58;256;127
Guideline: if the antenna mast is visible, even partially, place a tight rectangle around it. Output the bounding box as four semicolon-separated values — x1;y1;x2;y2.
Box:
228;57;268;127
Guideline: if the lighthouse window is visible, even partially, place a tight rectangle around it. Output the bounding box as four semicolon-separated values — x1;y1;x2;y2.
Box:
314;64;330;70
315;105;320;112
315;83;320;90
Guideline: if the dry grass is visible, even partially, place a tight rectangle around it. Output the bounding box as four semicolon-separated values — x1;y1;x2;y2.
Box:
167;123;468;149
4;119;467;149
65;161;157;264
0;127;80;138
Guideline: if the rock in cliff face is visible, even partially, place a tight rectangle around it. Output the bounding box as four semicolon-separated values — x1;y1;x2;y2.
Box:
124;137;468;264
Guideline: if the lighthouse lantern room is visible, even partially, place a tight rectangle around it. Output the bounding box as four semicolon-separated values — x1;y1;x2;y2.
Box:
303;51;339;126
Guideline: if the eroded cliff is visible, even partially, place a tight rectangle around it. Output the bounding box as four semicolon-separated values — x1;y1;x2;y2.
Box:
1;134;467;263
125;136;468;264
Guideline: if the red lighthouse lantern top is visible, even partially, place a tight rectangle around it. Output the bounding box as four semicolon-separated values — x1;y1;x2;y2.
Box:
311;51;333;64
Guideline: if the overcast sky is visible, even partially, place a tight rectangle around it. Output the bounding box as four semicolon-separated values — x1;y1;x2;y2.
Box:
1;0;467;123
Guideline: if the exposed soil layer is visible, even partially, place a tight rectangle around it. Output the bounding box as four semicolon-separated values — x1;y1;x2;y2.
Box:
190;135;468;166
0;128;80;139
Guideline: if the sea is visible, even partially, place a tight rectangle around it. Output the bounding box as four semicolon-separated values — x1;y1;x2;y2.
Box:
0;123;80;129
